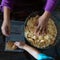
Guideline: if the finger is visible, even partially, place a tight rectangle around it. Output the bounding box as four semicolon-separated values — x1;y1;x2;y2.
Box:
34;25;40;36
6;26;10;35
36;25;40;33
2;26;10;36
42;27;45;34
1;28;9;36
38;26;42;35
14;42;20;46
35;26;42;36
42;26;47;34
5;28;10;36
34;26;38;34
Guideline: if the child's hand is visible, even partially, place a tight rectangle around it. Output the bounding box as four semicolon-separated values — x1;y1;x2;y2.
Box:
1;20;10;36
14;41;26;49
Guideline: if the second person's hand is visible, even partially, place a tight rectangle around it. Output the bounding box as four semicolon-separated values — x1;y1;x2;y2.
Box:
14;41;26;49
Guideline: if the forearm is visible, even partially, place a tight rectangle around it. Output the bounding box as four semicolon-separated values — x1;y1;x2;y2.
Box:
23;44;40;59
43;11;51;18
23;45;54;60
14;42;54;60
3;6;10;22
41;11;51;22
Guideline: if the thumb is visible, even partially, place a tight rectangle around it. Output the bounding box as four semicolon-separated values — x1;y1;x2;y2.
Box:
35;24;40;33
5;26;10;36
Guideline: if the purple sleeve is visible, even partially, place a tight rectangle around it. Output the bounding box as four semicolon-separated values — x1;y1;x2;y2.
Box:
0;0;14;12
44;0;57;13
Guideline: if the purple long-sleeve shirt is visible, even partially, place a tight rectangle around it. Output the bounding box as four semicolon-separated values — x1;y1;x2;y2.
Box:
0;0;57;13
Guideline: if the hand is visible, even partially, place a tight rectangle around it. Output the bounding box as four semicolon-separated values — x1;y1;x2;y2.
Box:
35;12;50;36
14;41;26;49
1;20;10;36
35;15;48;35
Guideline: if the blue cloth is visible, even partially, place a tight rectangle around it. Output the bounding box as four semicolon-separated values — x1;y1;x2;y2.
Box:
37;53;54;60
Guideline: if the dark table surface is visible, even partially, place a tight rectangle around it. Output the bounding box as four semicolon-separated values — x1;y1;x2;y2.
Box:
0;11;60;60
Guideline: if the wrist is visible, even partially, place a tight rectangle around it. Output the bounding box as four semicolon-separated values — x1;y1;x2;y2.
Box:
23;44;28;50
43;11;51;18
3;19;10;23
